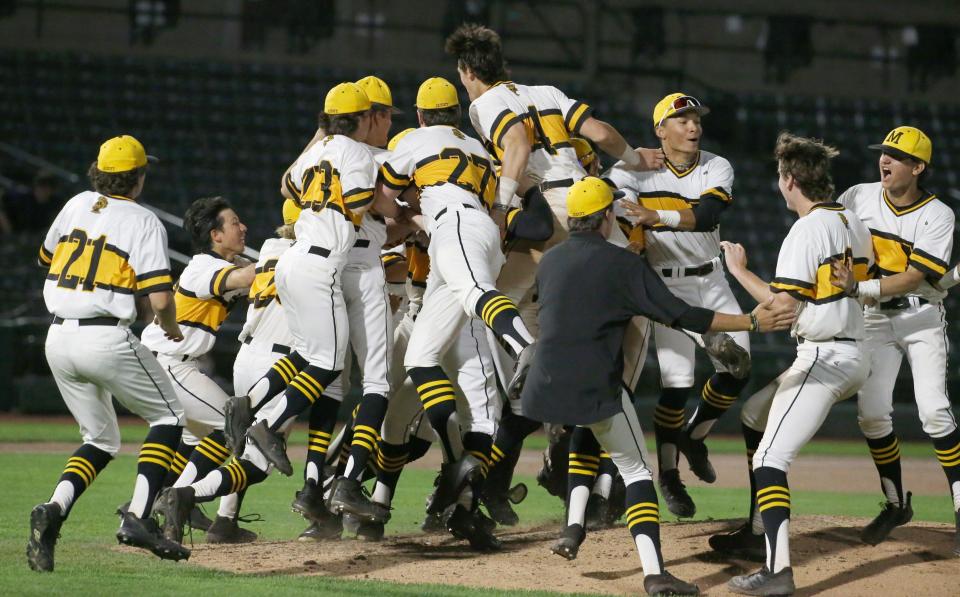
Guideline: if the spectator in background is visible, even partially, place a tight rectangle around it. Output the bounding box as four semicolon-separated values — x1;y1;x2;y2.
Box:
2;170;63;233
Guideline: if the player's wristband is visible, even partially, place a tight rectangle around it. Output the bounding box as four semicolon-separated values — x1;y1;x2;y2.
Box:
938;266;960;290
618;146;642;168
748;312;759;332
855;279;882;300
496;176;520;210
656;210;682;228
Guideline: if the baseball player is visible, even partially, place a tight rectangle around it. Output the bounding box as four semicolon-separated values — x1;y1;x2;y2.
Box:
606;92;750;518
834;126;959;552
155;82;380;544
374;76;534;541
723;133;874;596
28;135;188;571
140;196;256;544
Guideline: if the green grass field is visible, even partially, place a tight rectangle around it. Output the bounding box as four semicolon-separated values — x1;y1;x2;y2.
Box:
1;420;954;596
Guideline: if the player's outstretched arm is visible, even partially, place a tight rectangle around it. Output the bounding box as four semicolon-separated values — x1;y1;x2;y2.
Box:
373;179;402;219
936;265;960;290
708;297;794;333
579;117;663;171
720;241;774;303
148;290;183;342
222;264;256;291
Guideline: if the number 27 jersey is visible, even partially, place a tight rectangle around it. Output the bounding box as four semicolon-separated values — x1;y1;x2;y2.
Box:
39;190;173;324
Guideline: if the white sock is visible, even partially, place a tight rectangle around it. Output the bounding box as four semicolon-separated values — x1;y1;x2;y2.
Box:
689;420;713;441
217;493;239;519
247;378;272;409
305;462;320;484
193;470;225;499
567;485;591;527
173;462;198;488
128;474;150;518
343;456;357;480
49;481;75;515
592;473;613;499
771;519;791;573
372;481;392;507
634;533;663;576
457;486;474;509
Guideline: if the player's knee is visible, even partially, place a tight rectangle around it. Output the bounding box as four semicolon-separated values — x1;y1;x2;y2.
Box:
618;461;653;486
752;449;791;474
857;414;893;440
88;436;121;457
919;407;955;439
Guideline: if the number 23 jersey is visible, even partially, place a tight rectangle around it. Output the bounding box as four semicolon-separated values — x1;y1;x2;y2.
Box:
39;190;173;324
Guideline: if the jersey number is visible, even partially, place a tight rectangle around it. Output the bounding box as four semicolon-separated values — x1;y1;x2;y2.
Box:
526;106;557;155
304;160;336;211
438;148;493;196
57;229;107;291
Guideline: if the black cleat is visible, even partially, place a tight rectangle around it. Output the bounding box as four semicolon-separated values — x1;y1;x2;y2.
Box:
224;396;254;456
678;432;716;484
298;515;343;542
246;421;292;476
860;492;913;546
206;516;257;544
444;505;502;551
356;520;385;542
701;332;751;380
551;523;586;561
482;494;519;527
326;477;390;523
644;570;701;596
27;503;63;572
506;342;537;399
728;566;795;596
291;479;328;522
189;505;213;532
708;522;766;562
116;512;190;561
429;455;482;515
421;511;446;533
604;475;627;525
154;486;196;544
658;469;696;518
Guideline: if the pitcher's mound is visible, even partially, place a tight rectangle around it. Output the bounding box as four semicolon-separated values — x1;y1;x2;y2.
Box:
190;516;957;595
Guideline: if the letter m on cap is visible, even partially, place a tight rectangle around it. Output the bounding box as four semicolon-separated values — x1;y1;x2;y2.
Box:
886;130;904;144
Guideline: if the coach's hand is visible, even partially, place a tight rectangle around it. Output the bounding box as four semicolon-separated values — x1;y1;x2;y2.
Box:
829;255;856;294
751;296;796;332
620;200;659;226
720;241;748;273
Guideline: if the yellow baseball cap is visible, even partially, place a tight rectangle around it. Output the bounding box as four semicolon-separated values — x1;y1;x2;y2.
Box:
356;75;402;114
570;137;596;168
652;93;710;127
869;126;932;164
324;82;371;115
567;176;614;218
387;128;416;151
282;198;302;225
415;77;459;110
96;135;156;173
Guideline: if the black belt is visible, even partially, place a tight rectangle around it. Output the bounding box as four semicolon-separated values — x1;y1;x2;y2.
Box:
242;336;292;355
798;336;856;344
151;350;192;362
52;316;120;326
661;261;716;278
353;239;370;248
308;245;331;258
540;178;575;191
435;203;477;220
879;297;929;311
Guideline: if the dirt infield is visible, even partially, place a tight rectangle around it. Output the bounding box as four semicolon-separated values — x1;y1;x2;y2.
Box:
180;516;957;596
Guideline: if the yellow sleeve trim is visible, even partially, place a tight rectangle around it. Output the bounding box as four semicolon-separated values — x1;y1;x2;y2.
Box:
38;245;53;266
701;186;732;203
380;164;410;190
769;281;815;299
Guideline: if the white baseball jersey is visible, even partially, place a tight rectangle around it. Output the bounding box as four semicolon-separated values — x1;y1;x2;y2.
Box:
769;203;874;342
239;237;295;348
380;125;497;225
468;81;590;187
285;134;377;255
604;150;734;268
142;252;243;358
40;190;173;323
350;145;390;265
838;182;953;302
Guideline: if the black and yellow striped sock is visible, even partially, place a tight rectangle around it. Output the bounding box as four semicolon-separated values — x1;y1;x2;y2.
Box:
374;441;408;507
567;427;600;527
592;451;617;498
932;427;960;510
210;459;268;500
490;411;540;470
755;466;791;573
624;480;664;576
49;443;112;517
474;290;534;357
866;432;904;506
408;366;460;462
268;365;339;433
164;440;193;487
686;373;748;440
346;393;389;481
463;431;493;479
405;436;432;465
248;352;307;411
185;430;230;483
335;405;360;477
742;424;765;533
303;395;340;484
130;424;181;518
653;387;689;473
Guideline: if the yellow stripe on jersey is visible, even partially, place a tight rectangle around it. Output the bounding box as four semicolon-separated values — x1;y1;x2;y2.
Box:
174;288;228;334
772;253;869;304
909;247;948;278
380;162;411;190
39;244;54;266
522;109;573;154
769;278;816;300
210;266;239;298
412;150;495;207
701;186;732;204
250;259;279;309
135;269;174;295
883;190;938;217
564;101;592;134
406;240;430;288
870;229;912;277
47;231;138;294
490;108;522;149
665;152;701;178
343;188;374;211
300;160;364;227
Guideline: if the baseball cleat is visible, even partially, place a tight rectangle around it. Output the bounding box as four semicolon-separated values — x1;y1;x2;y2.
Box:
205;516;257;544
291;479;328;522
189;505;213;532
429;455;482;515
444;505;502;552
604;475;627;525
860;492;913;545
658;469;696;518
551;523;586;561
326;477;391;524
701;332;751;380
585;494;611;530
708;522;766;561
728;566;795;596
116;511;190;562
224;396;253;456
508;482;528;504
678;432;717;484
245;421;293;476
643;570;700;596
298;516;343;542
26;502;63;572
356;520;385;542
154;486;196;544
481;494;520;527
506;342;537;399
421;511;446;533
